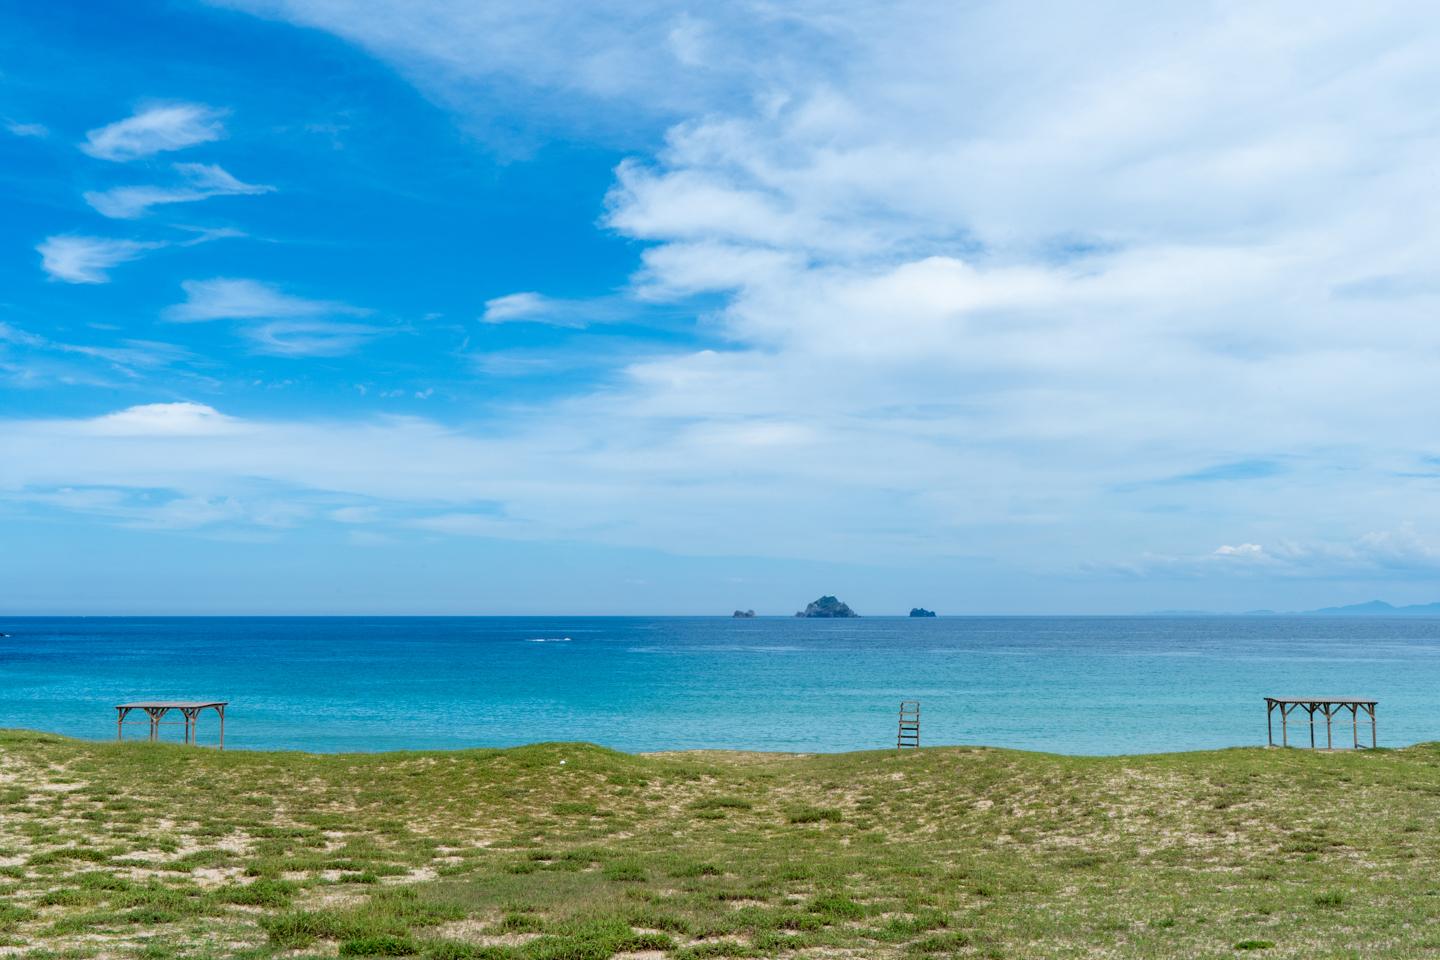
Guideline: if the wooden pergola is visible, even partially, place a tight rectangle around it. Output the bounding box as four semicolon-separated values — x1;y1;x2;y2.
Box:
116;701;227;749
1265;697;1375;750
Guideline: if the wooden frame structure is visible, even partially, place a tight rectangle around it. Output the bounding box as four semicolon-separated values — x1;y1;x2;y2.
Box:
897;700;920;750
1265;697;1375;750
116;701;227;749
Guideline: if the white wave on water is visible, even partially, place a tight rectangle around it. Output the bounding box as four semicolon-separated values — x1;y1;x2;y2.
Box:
524;637;573;643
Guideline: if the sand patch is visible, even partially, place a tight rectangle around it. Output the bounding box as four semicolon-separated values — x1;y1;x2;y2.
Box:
432;919;540;947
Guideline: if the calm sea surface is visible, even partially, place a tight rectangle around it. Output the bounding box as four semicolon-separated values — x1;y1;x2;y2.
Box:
2;616;1437;754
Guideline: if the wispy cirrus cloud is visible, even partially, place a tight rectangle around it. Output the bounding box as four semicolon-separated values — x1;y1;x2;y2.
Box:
1112;459;1289;493
80;102;226;161
36;235;162;283
1106;526;1440;581
84;163;274;219
205;0;834;142
164;279;381;356
242;321;384;357
7;485;309;532
482;292;586;327
0;322;195;392
5;119;49;138
165;278;366;322
481;291;647;328
1209;528;1440;575
0;322;189;371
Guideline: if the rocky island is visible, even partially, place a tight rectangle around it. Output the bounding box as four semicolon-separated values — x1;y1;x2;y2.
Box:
909;607;937;617
796;595;859;618
732;609;756;618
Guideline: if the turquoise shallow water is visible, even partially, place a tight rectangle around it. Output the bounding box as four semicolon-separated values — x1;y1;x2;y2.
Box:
2;616;1437;754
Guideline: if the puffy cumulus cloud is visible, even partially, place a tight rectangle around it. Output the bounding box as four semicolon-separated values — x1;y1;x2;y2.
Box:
80;103;226;161
82;403;241;437
587;0;1440;581
84;163;273;219
36;235;161;283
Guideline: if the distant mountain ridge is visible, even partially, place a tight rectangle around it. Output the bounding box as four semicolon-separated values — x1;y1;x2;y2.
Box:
1146;600;1440;616
1300;600;1440;616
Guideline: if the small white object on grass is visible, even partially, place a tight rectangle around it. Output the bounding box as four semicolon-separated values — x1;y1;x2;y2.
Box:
559;760;566;765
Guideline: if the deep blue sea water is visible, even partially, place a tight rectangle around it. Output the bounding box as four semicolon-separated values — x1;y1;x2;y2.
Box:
2;616;1438;755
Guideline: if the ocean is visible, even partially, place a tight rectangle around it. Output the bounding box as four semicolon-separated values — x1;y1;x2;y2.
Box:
2;616;1436;754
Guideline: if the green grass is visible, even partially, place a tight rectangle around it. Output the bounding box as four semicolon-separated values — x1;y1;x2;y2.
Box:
2;729;1439;958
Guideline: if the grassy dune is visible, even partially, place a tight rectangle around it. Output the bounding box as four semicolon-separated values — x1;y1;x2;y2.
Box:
2;731;1440;959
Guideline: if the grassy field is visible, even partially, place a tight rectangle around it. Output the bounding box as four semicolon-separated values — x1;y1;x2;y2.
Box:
2;731;1439;959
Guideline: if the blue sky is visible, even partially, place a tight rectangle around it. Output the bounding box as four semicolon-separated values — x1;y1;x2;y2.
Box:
3;1;1440;614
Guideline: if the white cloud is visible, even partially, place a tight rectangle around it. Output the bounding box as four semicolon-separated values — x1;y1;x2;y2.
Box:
331;505;381;523
0;323;45;348
206;1;833;140
242;320;382;357
85;402;240;437
175;225;250;246
0;321;192;381
0;394;1428;577
481;291;620;327
8;486;305;531
1215;543;1266;559
665;15;710;68
41;3;1440;589
36;235;161;283
6;120;49;138
84;163;273;219
80;103;226;161
165;278;366;322
162;279;381;357
1105;525;1440;581
482;292;561;323
410;513;535;538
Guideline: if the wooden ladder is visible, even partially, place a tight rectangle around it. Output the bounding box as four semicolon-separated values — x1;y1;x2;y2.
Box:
897;700;921;750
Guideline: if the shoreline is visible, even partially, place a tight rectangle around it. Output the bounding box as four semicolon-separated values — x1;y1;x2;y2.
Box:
2;727;1406;760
